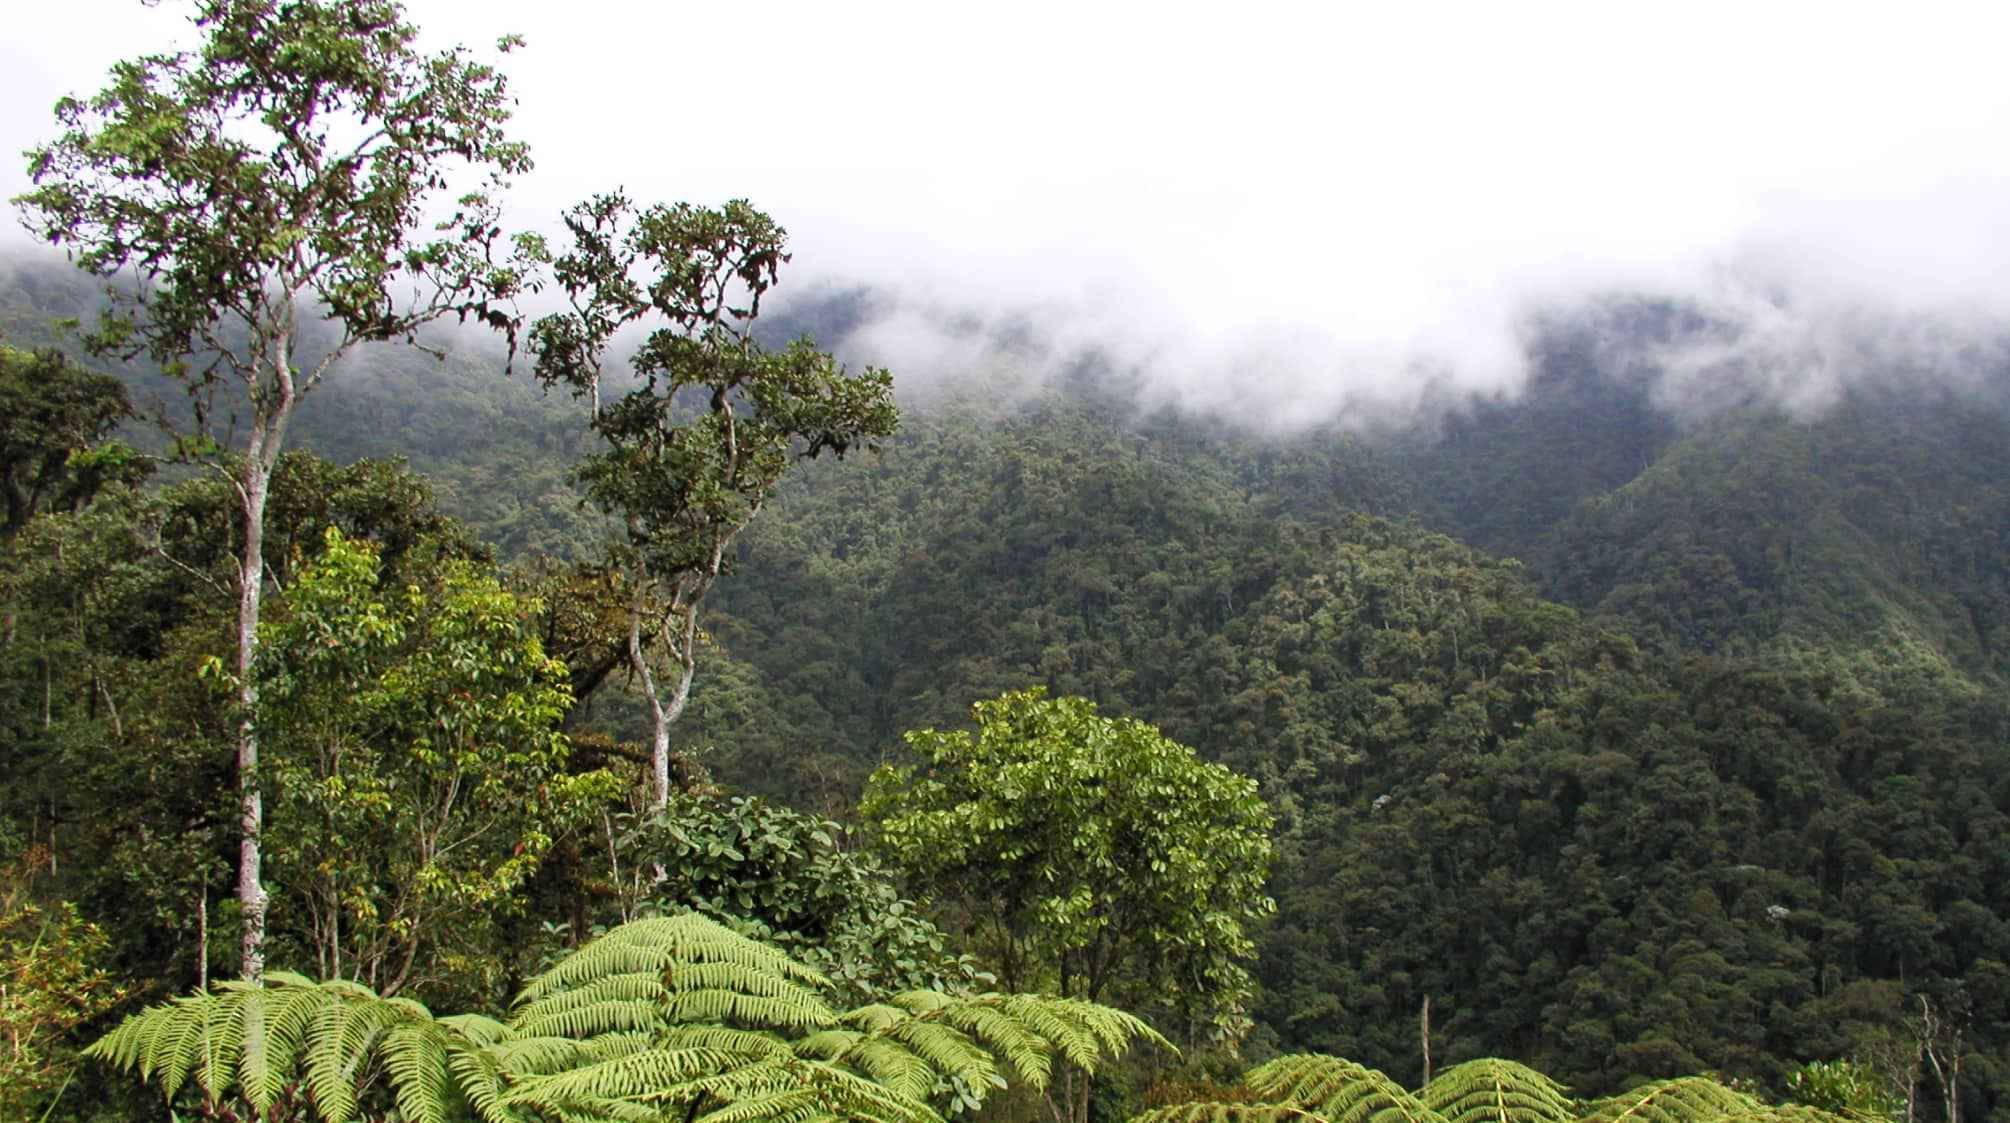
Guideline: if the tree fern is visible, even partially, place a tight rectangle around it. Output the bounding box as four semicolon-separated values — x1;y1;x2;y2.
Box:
85;973;503;1123
1580;1078;1852;1123
1138;1057;1861;1123
90;912;1163;1122
1424;1058;1577;1123
1243;1054;1443;1123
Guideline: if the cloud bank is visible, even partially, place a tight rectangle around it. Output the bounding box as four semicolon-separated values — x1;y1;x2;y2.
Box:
9;0;2010;428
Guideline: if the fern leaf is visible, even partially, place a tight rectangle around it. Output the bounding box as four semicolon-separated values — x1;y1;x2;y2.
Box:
1131;1105;1314;1123
505;1045;771;1109
443;1034;517;1123
516;914;829;1004
303;989;400;1121
1579;1078;1762;1123
1425;1058;1576;1123
239;976;336;1111
1245;1055;1445;1123
384;1020;454;1123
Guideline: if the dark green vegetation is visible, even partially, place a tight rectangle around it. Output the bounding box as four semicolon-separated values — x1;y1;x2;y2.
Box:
3;253;2010;1116
5;6;2010;1116
88;913;1162;1122
7;241;2010;1118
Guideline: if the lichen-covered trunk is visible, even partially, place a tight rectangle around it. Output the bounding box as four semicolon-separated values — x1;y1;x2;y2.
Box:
236;323;297;984
236;445;271;984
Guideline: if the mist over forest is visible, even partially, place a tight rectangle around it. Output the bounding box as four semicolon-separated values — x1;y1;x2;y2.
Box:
7;3;2010;1119
11;229;2010;1117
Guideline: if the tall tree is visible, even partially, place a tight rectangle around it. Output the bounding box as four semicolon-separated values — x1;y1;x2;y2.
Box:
527;193;897;807
15;0;530;980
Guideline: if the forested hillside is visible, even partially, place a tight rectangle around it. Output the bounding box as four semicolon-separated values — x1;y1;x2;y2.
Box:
6;245;2010;1121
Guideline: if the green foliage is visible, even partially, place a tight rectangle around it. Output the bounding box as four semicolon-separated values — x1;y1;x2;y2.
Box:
0;856;128;1120
16;0;534;979
1137;1054;1852;1123
623;793;984;1002
15;0;529;369
257;527;614;996
88;912;1164;1122
525;190;899;804
0;344;146;535
1425;1058;1578;1123
1784;1060;1902;1121
866;688;1275;1035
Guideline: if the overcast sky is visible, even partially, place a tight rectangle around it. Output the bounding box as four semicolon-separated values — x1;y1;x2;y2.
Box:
8;0;2010;425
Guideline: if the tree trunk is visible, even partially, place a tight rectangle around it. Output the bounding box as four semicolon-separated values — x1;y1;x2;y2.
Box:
236;446;271;984
235;321;296;983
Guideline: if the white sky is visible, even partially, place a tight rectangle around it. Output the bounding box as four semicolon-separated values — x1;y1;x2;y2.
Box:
8;0;2010;424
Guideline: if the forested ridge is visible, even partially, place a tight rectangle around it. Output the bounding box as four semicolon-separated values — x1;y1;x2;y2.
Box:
4;8;2010;1112
9;243;2010;1121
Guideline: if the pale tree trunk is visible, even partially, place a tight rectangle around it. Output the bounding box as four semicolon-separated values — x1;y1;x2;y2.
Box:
236;434;272;984
628;553;700;811
234;320;297;983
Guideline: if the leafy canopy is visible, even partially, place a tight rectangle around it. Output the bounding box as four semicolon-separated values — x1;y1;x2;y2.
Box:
254;527;613;995
865;688;1275;1033
16;0;530;369
621;792;986;1003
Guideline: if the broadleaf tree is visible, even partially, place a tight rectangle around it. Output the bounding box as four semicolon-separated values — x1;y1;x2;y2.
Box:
526;192;898;807
15;0;532;979
255;528;614;997
865;688;1277;1039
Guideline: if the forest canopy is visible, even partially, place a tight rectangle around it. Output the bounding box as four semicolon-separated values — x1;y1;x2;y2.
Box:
5;2;2010;1121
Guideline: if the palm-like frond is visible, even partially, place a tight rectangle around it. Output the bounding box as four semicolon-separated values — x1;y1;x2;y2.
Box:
1580;1079;1859;1123
1244;1054;1443;1123
1140;1056;1866;1123
93;913;1165;1123
1425;1058;1577;1123
84;974;495;1123
517;914;829;1003
1132;1105;1320;1123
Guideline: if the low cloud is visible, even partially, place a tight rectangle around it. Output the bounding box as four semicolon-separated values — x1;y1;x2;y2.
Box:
11;0;2010;430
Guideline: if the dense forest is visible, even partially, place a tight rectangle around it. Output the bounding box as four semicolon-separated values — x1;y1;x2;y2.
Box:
5;3;2010;1121
9;245;2010;1121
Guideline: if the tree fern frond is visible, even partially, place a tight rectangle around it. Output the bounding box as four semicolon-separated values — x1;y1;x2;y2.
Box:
301;995;376;1121
1131;1105;1319;1123
931;1000;1051;1087
794;1028;867;1061
510;994;668;1040
688;1086;825;1123
993;993;1166;1075
1425;1058;1576;1123
1579;1078;1763;1123
823;1034;945;1104
699;1056;942;1123
438;1012;511;1046
661;987;838;1032
1716;1108;1857;1123
1244;1055;1444;1123
888;991;955;1017
516;914;830;1005
490;1033;604;1075
166;987;232;1100
505;1045;770;1108
443;1035;516;1123
241;978;339;1110
383;1020;456;1123
842;1003;908;1035
659;1024;796;1056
